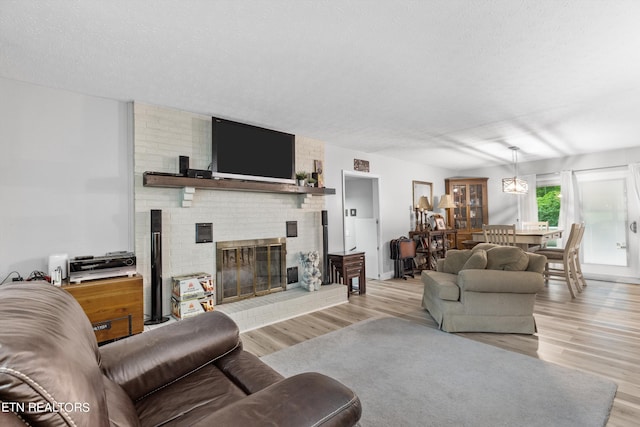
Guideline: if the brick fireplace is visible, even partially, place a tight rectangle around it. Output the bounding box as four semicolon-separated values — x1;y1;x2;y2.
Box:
133;102;326;317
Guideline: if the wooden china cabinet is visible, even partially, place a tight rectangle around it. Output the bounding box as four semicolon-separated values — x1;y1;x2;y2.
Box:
444;178;489;248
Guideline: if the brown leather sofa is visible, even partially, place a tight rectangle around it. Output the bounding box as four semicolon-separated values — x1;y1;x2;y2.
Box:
0;282;362;426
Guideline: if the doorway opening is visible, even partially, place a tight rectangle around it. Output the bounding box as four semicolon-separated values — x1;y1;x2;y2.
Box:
342;171;381;280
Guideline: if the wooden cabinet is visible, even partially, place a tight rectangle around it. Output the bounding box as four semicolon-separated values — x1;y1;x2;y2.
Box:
63;275;143;343
445;178;488;248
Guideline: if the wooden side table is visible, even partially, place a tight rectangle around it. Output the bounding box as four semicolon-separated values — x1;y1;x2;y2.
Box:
328;251;366;297
63;275;143;343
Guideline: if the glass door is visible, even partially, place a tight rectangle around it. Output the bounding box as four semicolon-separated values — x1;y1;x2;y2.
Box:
452;184;467;231
576;167;639;279
469;183;485;230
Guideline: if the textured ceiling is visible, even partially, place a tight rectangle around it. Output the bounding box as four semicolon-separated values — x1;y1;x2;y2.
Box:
2;1;640;169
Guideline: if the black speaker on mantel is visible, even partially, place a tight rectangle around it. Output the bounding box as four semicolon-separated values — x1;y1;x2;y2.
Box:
179;155;189;176
145;209;170;325
321;210;330;285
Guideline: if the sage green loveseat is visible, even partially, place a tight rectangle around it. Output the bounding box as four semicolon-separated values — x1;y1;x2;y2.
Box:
421;244;546;334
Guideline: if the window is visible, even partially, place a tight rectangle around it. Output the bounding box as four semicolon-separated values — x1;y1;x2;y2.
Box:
536;185;560;227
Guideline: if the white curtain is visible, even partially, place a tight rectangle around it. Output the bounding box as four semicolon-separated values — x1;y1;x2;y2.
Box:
520;174;538;224
629;163;640;205
558;170;581;247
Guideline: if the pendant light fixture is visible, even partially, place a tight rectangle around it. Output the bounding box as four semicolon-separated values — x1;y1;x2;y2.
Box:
502;146;528;194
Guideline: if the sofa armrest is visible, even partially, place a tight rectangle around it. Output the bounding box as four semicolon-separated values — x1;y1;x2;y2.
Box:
215;347;285;394
192;372;362;427
457;269;544;294
100;311;240;401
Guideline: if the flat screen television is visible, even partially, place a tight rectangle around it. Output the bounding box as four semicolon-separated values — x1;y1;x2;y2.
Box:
211;117;296;184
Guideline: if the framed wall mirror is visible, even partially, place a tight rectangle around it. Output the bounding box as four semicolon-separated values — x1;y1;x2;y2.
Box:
412;180;433;210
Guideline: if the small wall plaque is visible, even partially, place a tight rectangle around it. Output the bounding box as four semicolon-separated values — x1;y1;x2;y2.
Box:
354;158;370;172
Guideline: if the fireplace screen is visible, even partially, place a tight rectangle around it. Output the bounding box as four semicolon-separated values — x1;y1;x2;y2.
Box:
216;238;286;304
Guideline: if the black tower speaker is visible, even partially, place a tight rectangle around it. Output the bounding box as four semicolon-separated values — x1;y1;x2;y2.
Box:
321;210;330;284
145;209;170;325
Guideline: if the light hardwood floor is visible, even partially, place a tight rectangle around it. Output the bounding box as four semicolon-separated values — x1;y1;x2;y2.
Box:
241;277;640;427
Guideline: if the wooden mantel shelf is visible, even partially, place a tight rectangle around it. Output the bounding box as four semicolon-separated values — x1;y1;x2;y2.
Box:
143;172;336;195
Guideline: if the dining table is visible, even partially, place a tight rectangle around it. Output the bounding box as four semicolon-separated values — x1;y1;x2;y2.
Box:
471;228;563;250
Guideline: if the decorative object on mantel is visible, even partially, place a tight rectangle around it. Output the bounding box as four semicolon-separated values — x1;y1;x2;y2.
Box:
299;251;322;291
314;160;324;188
354;159;370;172
307;177;317;187
295;171;308;186
437;194;456;227
502;146;529;194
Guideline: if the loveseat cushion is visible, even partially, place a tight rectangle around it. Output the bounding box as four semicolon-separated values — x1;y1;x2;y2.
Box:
0;283;108;426
472;243;501;252
526;252;547;273
457;269;544;293
485;246;530;271
462;249;488;270
442;249;488;274
442;249;472;274
422;271;460;301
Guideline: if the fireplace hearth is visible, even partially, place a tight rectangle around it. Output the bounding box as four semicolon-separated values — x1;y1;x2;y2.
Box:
216;238;287;304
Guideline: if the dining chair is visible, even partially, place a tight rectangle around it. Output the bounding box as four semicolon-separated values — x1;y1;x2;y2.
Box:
535;223;586;298
482;224;516;246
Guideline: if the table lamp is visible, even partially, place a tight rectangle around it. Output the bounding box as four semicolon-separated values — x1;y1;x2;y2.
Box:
437;194;456;228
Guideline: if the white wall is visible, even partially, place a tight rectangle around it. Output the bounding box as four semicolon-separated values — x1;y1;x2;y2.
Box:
0;78;132;281
324;144;455;278
5;76;638;288
461;147;640;225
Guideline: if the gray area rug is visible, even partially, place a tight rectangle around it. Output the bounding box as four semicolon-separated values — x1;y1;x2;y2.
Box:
261;317;617;427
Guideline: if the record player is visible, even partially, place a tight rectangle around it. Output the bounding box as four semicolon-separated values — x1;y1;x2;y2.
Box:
69;251;137;283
